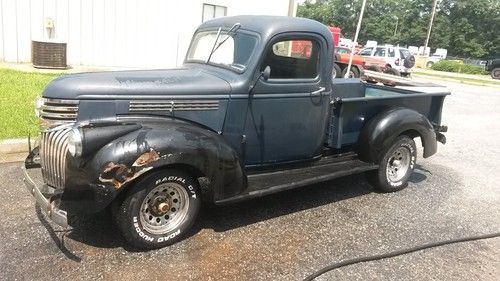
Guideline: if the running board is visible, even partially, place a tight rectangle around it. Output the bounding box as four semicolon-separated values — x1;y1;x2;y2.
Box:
216;159;377;204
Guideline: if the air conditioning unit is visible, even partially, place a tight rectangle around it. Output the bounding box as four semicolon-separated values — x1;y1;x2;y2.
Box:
31;40;67;69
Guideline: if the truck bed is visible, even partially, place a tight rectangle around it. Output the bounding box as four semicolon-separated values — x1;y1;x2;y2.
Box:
328;79;450;148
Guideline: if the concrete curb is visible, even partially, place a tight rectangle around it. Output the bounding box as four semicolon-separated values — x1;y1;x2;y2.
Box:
0;138;34;163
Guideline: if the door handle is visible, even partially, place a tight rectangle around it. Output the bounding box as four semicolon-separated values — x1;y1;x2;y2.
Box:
311;87;325;97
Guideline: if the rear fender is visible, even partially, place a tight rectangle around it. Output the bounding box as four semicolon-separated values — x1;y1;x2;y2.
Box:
358;108;437;163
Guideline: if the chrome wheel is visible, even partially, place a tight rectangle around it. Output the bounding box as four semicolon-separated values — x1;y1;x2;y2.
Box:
386;147;411;182
139;182;189;235
332;68;337;79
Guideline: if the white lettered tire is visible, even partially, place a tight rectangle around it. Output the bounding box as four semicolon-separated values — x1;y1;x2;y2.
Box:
115;169;201;250
368;136;417;192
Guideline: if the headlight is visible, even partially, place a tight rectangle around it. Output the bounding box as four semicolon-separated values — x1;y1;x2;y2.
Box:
34;97;44;118
68;128;83;157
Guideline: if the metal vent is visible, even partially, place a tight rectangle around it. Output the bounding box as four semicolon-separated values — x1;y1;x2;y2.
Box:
39;126;72;189
32;40;67;69
39;98;79;128
129;100;219;113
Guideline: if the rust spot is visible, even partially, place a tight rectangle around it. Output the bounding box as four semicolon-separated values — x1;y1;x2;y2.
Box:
133;150;160;167
99;149;159;189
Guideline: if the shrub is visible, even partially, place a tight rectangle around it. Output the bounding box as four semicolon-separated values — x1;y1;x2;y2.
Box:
431;60;487;75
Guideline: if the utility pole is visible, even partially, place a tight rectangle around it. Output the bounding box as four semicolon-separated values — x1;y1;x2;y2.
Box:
394;16;399;36
424;0;438;56
345;0;367;78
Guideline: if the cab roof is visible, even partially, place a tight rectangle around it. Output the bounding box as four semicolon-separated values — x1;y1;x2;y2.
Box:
197;15;333;48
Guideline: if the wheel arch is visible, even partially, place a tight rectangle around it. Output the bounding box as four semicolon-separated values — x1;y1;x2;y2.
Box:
65;118;246;214
358;108;437;163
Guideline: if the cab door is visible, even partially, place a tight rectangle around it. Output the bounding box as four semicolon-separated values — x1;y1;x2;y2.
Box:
243;34;330;166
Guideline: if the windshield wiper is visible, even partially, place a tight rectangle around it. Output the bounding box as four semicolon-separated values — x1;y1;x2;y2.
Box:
206;23;241;64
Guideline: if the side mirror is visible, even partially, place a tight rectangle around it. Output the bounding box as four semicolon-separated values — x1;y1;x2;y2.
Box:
262;66;271;81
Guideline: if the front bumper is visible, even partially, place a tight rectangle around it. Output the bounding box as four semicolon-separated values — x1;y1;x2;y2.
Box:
22;158;68;227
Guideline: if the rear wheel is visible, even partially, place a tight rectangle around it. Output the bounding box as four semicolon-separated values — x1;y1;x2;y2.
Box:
426;61;434;68
115;169;201;249
367;136;417;192
341;66;360;78
332;63;342;78
491;68;500;79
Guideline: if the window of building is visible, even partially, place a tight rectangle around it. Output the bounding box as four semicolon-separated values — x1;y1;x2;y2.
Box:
202;4;227;22
261;39;319;79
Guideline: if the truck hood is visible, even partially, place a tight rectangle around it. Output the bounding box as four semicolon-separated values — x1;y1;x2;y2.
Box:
42;68;231;99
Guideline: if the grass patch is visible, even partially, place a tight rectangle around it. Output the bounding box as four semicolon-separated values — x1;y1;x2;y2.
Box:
0;69;61;139
431;60;488;75
413;71;500;86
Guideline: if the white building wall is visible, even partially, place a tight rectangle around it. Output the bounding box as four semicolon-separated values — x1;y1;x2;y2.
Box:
0;0;292;68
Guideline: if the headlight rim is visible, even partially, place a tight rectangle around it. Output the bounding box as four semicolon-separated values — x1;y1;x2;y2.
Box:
34;97;45;118
68;127;83;157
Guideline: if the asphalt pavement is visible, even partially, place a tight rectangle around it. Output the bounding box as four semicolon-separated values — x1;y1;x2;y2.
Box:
0;77;499;280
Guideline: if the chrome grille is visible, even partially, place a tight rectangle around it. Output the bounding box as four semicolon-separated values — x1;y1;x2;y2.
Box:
38;99;78;189
129;100;219;113
39;126;72;189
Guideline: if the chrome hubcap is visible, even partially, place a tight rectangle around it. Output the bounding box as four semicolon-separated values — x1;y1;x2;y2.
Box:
140;183;189;234
386;147;411;182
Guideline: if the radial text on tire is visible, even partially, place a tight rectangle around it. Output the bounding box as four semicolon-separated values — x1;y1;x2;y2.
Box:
114;169;201;250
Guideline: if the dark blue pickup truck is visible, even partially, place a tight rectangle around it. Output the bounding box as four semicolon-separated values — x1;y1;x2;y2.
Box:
23;16;449;249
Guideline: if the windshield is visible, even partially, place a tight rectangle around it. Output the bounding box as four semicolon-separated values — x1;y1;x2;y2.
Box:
186;30;258;72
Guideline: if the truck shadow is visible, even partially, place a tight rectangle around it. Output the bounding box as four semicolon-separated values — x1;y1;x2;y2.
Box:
48;168;428;252
195;166;428;233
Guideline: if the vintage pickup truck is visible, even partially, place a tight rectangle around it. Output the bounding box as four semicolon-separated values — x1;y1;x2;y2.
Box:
23;16;449;249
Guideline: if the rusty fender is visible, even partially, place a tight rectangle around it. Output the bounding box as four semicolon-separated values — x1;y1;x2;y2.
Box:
63;118;245;215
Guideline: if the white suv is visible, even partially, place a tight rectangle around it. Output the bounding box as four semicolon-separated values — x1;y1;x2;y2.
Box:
358;45;415;77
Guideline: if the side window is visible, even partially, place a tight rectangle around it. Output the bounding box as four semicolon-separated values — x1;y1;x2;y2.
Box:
358;47;373;56
399;49;410;59
374;47;386;57
388;48;396;58
262;39;319;79
337;48;350;54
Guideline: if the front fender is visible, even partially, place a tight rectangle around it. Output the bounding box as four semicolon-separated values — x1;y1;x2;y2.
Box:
63;118;245;214
358;108;437;163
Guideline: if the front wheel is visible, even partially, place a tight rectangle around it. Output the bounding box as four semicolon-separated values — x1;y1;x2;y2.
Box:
367;136;417;192
115;169;201;250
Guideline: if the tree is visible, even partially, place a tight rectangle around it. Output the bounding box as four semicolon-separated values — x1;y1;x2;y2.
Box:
297;0;500;58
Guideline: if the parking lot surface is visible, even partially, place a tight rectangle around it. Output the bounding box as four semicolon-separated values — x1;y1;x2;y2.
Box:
1;78;499;280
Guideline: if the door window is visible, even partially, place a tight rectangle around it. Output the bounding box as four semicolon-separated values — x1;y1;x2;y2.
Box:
262;39;319;79
374;47;386;57
388;48;396;57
